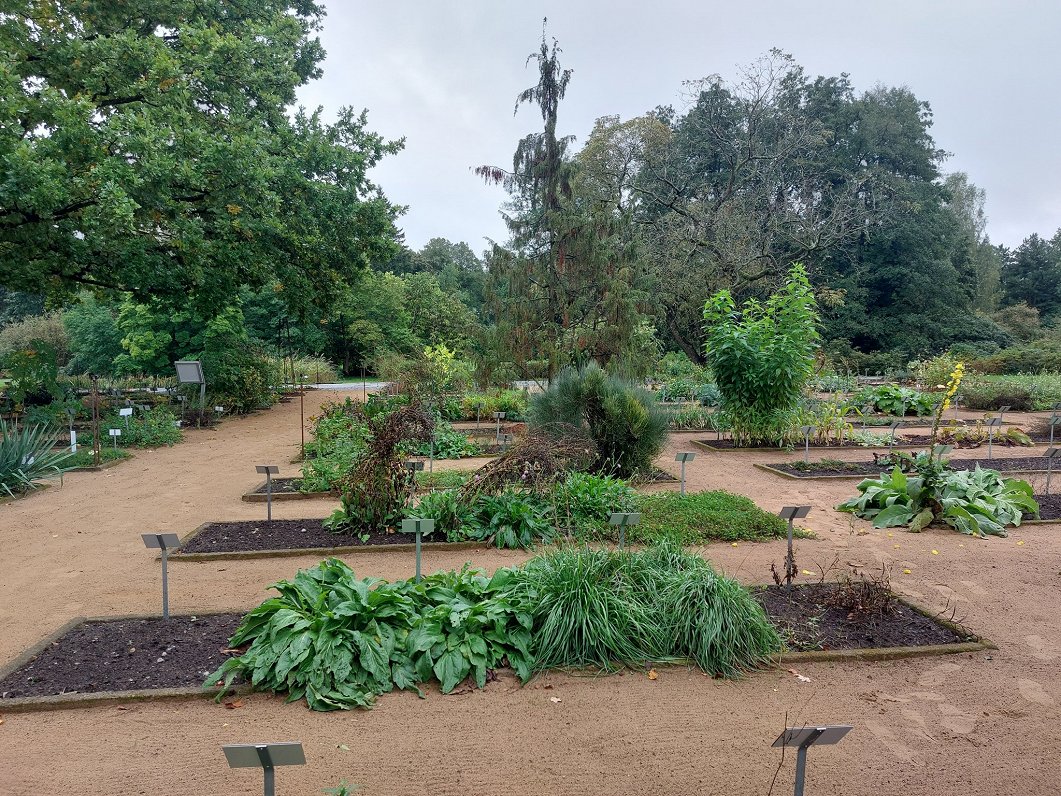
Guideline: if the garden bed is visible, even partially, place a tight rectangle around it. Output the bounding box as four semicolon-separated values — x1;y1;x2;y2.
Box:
759;583;977;653
1028;494;1061;522
758;455;1054;479
696;438;919;452
177;519;484;559
242;478;336;502
0;613;242;703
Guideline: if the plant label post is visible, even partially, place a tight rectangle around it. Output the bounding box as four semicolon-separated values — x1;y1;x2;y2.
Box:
998;404;1012;425
223;742;305;796
174;360;207;426
90;373;101;467
1050;414;1061;447
256;465;280;521
69;428;77;453
987;417;1003;460
888;420;901;453
405;459;425;505
674;452;696;496
492;411;506;445
141;533;181;619
778;506;811;591
119;405;133;430
799;426;814;464
772;724;852;796
1045;447;1061;494
401;517;435;582
608;512;641;550
499;432;514;451
108;427;121;449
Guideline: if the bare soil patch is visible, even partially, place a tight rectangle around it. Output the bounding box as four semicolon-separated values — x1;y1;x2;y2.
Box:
766;454;1051;478
181;519;436;553
0;614;241;699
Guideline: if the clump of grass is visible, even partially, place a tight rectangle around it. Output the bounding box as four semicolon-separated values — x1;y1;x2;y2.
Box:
66;447;131;468
510;543;782;676
633;491;788;544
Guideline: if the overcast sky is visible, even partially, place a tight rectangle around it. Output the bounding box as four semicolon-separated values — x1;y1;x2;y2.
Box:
298;0;1061;255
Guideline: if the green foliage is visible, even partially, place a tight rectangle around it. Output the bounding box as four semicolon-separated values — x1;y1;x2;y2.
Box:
837;464;1037;538
205;559;533;711
632;492;788;545
909;353;963;388
299;399;371;492
1;340;65;411
63;297;124;376
971;342;1061;375
207;560;534;708
415;469;474;491
0;419;74;496
664;405;715;430
402;419;482;460
66;446;130;469
529;362;668;477
106;406;182;448
552;472;637;531
459;390;529;422
852;385;936;416
0;2;402;314
465;492;557;549
959;375;1039;411
0;312;70;368
703;264;820;445
507;544;781;677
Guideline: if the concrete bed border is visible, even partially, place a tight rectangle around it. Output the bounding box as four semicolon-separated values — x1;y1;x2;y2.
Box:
0;595;993;713
693;439;927;454
169;521;491;562
0;611;250;714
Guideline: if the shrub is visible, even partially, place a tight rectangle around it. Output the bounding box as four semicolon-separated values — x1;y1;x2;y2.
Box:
632;491;788;544
402;418;482;459
63;297;124;376
971;342;1061;375
852;385;936;416
0;419;75;496
106;406;183;447
528;362;667;477
552;471;637;531
703;263;819;445
459;389;529;422
909;353;964;388
0;311;70;368
465;491;557;549
324;404;434;533
959;376;1037;411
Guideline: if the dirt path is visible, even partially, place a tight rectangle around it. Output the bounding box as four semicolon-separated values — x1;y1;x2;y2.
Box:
1;404;1059;795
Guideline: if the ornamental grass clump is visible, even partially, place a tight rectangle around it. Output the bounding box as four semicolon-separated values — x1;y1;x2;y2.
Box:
702;263;819;446
0;419;75;496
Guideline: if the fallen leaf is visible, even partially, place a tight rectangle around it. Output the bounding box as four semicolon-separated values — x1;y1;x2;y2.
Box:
786;668;811;682
1017;540;1025;546
647;669;658;680
550;696;562;703
730;542;738;547
893;544;900;549
903;569;912;574
931;550;939;555
337;744;350;751
801;570;814;576
223;699;243;710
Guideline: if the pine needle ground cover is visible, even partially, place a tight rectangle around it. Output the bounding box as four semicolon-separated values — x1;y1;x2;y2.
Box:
206;545;781;711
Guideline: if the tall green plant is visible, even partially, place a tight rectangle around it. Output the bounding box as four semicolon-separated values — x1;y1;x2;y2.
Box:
702;264;820;445
0;419;75;496
528;362;667;477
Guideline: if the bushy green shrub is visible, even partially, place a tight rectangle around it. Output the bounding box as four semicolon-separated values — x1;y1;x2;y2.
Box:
632;491;788;544
552;471;637;530
703;264;819;445
853;385;936;416
459;389;528;421
0;311;70;368
909;353;964;388
0;419;74;496
106;406;183;447
529;362;667;477
959;376;1037;411
970;342;1061;375
402;419;482;459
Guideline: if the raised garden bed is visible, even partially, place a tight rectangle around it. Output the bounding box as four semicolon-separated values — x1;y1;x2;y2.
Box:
758;455;1055;480
176;519;485;560
0;584;988;712
758;583;977;655
242;477;336;502
0;613;242;707
1027;494;1061;523
696;438;921;452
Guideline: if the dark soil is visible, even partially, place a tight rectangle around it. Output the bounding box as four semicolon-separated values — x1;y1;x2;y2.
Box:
0;614;242;699
252;477;315;495
757;583;970;651
768;455;1052;478
1031;494;1061;520
181;519;431;553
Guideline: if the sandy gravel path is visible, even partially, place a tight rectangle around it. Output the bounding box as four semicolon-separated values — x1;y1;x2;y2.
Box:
1;399;1058;795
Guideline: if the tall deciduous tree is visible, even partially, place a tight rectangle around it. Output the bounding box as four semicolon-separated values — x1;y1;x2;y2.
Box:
0;1;402;313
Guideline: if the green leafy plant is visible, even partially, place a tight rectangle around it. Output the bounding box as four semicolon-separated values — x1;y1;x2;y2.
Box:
403;419;482;459
702;263;820;446
837;463;1037;537
466;491;557;549
552;471;637;532
852;384;936;416
106;406;183;447
631;491;788;544
0;419;75;496
528;362;668;477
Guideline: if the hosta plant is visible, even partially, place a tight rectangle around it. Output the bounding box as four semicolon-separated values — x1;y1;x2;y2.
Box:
837;463;1037;538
